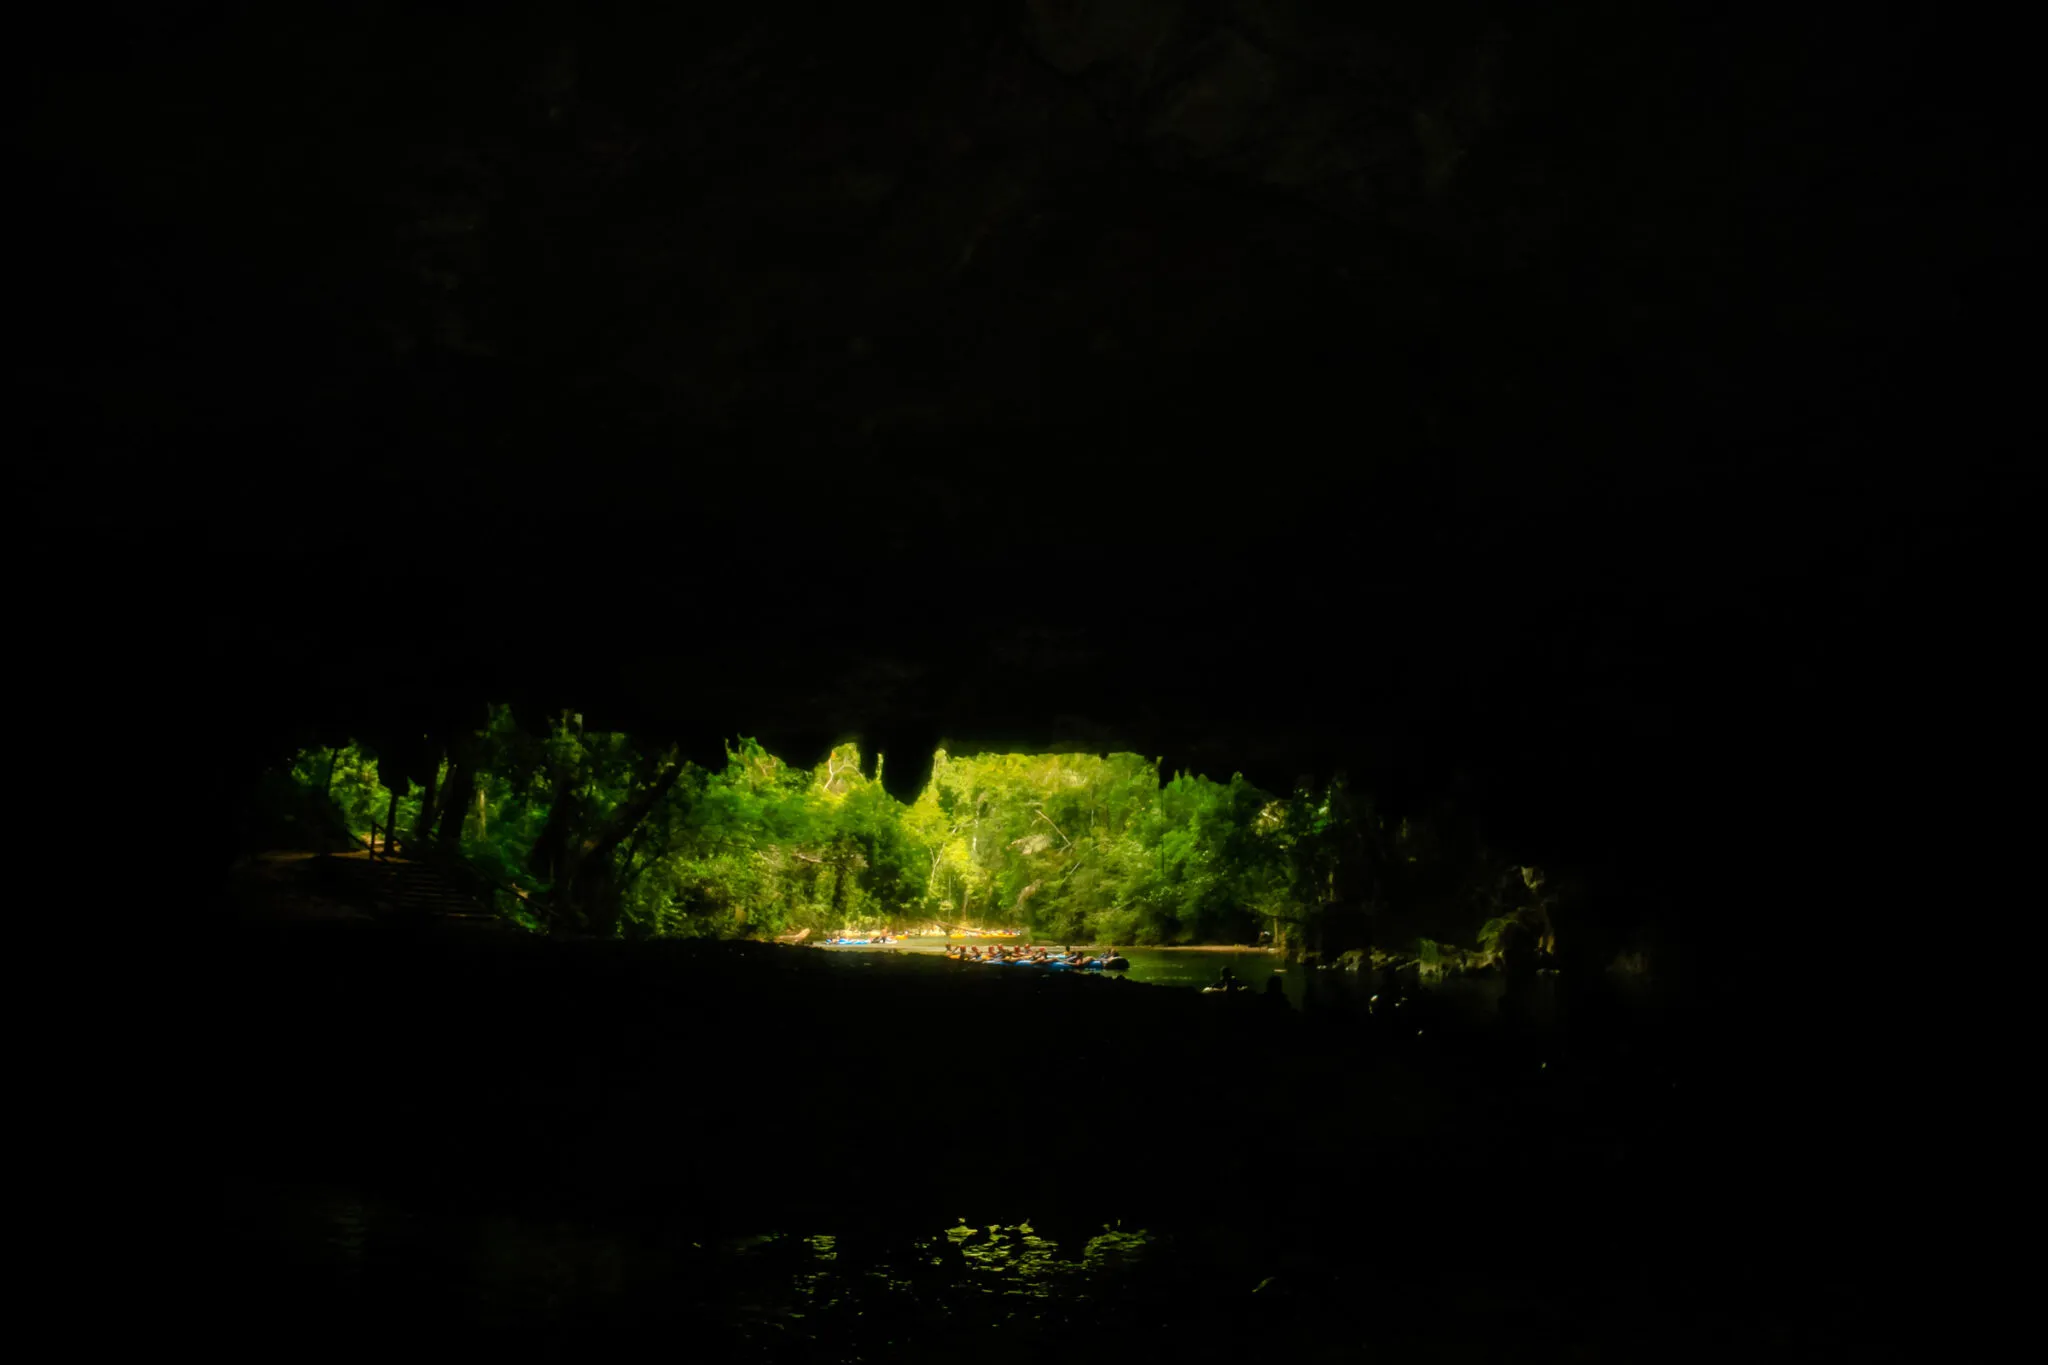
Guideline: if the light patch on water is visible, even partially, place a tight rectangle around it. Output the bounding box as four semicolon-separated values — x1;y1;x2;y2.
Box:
1080;1227;1154;1274
957;1224;1065;1296
792;1234;846;1316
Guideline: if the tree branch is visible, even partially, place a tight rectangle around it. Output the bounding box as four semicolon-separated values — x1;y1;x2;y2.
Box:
564;745;685;891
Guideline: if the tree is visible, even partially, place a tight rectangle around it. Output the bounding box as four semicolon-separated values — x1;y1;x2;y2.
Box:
270;712;1545;953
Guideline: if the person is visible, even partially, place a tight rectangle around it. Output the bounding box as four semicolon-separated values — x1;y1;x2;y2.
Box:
1216;965;1240;992
1263;974;1287;1010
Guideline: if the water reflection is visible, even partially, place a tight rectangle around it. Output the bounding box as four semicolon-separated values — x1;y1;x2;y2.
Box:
864;937;1535;1021
254;1189;1173;1348
232;1127;1787;1359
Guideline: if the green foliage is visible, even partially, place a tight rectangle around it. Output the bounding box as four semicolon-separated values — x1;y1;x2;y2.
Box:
884;752;1284;946
272;709;1525;946
293;742;390;842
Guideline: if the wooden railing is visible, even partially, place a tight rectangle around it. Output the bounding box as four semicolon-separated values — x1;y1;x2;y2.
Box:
365;820;401;861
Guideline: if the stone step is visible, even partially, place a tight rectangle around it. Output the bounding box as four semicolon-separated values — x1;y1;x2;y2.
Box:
318;852;501;917
369;872;491;915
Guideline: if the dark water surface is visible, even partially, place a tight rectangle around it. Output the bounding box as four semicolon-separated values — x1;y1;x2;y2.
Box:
833;937;1525;1017
223;1186;1777;1359
201;926;1866;1358
223;1180;1862;1359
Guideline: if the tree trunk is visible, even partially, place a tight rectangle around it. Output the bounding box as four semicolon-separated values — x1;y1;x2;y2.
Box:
382;786;399;857
567;755;683;885
410;746;445;844
527;787;579;884
435;756;476;853
611;826;649;902
562;749;685;934
575;858;627;938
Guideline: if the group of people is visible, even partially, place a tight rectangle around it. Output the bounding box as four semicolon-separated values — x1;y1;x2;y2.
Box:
946;943;1115;967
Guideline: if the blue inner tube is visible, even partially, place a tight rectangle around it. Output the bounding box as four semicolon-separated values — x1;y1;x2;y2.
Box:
949;953;1129;971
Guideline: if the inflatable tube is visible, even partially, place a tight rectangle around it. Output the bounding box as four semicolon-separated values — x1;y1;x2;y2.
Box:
1100;956;1130;971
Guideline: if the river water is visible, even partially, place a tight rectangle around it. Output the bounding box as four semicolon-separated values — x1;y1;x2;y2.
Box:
208;932;1730;1354
821;936;1525;1019
231;1193;1209;1352
225;1186;1748;1359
